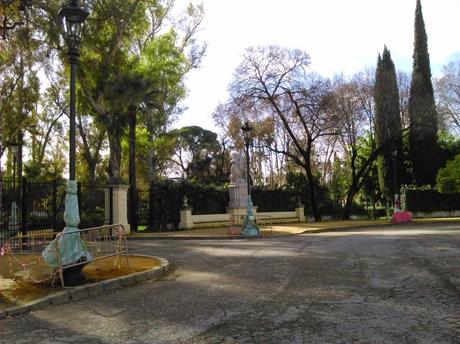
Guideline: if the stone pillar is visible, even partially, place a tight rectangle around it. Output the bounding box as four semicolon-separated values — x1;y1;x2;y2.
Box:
295;205;305;222
179;207;193;229
109;183;130;234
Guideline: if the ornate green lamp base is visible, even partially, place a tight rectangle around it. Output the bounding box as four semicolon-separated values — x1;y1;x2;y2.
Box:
42;180;92;285
241;196;259;237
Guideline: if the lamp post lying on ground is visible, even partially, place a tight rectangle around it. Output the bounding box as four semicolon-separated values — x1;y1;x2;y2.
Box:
42;0;91;286
240;121;259;237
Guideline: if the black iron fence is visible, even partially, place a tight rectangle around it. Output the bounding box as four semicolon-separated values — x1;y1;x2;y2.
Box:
137;189;149;230
139;180;229;232
79;183;109;228
0;178;112;247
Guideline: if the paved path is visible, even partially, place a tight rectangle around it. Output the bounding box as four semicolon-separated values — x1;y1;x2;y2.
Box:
1;224;460;344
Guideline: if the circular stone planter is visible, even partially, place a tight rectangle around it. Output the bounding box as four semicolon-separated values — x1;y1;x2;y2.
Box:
0;254;169;318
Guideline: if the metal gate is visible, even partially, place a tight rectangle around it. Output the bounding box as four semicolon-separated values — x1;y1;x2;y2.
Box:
0;178;111;247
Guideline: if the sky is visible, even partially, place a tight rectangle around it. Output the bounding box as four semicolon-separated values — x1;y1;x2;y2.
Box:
174;0;460;131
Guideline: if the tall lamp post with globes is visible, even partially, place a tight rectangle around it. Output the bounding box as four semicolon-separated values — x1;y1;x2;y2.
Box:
240;121;259;237
42;0;91;286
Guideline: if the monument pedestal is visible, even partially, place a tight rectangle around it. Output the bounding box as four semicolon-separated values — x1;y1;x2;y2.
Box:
228;180;250;226
228;181;248;209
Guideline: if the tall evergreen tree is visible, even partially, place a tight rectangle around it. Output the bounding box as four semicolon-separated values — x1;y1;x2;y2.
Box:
374;46;403;201
408;0;439;185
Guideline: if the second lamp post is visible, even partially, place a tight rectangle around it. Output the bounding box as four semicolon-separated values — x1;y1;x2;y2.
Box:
240;121;259;237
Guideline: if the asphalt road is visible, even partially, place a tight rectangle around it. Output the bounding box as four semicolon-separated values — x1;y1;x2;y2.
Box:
1;224;460;344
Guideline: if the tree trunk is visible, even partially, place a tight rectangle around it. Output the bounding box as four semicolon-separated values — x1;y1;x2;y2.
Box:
87;161;97;187
146;147;156;182
108;128;122;183
304;155;321;222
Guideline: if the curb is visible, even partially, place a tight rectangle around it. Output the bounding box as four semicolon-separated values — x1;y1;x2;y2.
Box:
127;220;460;241
128;235;249;241
0;254;170;319
298;220;460;235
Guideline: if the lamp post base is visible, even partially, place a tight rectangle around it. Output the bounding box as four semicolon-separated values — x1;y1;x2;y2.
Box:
241;196;259;237
62;256;88;286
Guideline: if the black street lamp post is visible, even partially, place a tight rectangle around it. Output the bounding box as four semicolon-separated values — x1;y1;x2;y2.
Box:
59;0;89;182
241;121;252;196
42;0;90;286
240;121;259;237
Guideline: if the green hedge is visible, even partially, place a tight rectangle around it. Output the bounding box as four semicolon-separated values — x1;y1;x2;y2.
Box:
251;187;298;212
403;186;460;212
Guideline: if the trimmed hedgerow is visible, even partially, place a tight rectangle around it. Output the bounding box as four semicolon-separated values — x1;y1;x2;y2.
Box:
402;185;460;212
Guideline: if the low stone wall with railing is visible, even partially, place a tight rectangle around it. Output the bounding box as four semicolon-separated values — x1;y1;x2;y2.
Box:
179;206;306;229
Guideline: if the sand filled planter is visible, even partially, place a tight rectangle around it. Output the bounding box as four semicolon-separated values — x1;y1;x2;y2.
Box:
0;254;167;313
0;225;169;317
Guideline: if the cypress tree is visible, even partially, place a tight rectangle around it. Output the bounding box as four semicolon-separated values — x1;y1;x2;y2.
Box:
408;0;439;185
374;46;403;201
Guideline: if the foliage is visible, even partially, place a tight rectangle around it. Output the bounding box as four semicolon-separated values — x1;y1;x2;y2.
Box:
227;46;337;221
328;156;351;208
435;60;460;135
330;73;393;219
436;154;460;193
374;46;403;200
79;185;107;228
24;158;66;182
438;131;460;169
0;25;41;167
251;187;297;212
353;133;381;216
403;185;460;212
147;177;337;230
284;171;333;216
408;0;439;186
74;0;204;183
168;126;230;184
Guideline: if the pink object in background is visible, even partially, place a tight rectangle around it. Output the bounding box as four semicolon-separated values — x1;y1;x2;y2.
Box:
391;211;412;224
